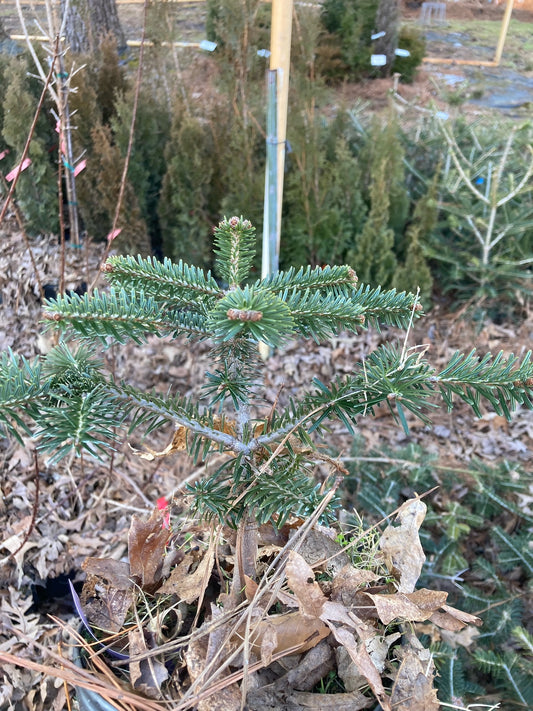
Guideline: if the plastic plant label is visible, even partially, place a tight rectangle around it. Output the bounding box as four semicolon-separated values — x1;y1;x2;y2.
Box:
199;39;217;52
371;54;387;67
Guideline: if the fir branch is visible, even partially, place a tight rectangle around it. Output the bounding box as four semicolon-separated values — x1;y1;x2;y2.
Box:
43;289;208;343
512;626;533;655
352;284;423;329
473;650;530;706
283;289;365;341
213;216;256;287
107;383;249;454
258;264;358;294
35;387;122;462
0;351;48;442
431;349;533;418
492;526;533;575
207;286;294;347
251;345;437;450
102;255;222;305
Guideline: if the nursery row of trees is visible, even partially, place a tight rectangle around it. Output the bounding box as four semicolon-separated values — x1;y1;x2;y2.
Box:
0;0;531;312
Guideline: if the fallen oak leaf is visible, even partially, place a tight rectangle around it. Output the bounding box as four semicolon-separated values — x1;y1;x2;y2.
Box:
129;628;168;699
81;558;133;632
379;496;427;593
128;508;171;593
430;603;482;631
331;626;391;711
285;550;327;617
390;648;439;711
234;611;330;657
157;546;215;604
364;589;448;625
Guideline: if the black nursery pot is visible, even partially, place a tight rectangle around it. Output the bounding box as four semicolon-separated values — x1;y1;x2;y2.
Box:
72;643;121;711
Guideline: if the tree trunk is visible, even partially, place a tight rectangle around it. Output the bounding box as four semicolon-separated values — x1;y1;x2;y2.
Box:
61;0;125;54
374;0;400;77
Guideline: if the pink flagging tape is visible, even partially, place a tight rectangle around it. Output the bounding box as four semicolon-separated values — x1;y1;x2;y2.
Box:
6;158;31;182
74;159;87;177
107;228;122;242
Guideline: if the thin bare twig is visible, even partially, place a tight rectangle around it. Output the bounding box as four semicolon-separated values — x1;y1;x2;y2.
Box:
89;0;149;292
10;449;40;559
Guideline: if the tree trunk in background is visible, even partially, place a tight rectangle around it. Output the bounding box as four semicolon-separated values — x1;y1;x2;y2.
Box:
374;0;400;77
61;0;126;54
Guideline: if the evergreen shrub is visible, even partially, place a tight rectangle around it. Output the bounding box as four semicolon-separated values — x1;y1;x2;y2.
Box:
392;25;426;83
0;52;58;234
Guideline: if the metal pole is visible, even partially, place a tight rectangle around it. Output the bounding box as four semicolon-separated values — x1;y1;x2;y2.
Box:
262;70;279;278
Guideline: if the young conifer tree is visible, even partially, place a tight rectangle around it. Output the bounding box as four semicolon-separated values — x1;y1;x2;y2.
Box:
2;216;533;585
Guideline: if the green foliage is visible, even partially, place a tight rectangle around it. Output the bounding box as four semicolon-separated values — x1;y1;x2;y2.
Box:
345;446;533;707
81;124;151;252
159;110;216;267
418;118;533;307
3;216;533;534
1;53;58;234
283;114;366;268
320;0;376;80
392;25;426;83
112;88;171;253
347;144;397;287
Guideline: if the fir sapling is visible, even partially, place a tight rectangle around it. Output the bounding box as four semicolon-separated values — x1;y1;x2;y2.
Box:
1;215;533;570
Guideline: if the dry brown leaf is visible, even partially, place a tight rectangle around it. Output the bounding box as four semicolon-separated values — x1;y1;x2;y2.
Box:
157;546;215;604
128;628;168;699
295;528;351;574
365;589;448;625
366;632;401;672
284;640;334;691
331;626;391;711
128;508;171;593
80;558;134;631
241;611;330;656
430;603;482;631
82;558;131;590
185;633;241;711
129;428;188;460
129;418;237;460
285;550;327;617
440;625;480;649
289;689;374;709
390;648;439;711
244;574;259;602
379;497;427;593
331;564;381;604
259;622;278;667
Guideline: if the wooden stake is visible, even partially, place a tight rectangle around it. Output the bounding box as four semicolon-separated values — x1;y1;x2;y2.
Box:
494;0;514;66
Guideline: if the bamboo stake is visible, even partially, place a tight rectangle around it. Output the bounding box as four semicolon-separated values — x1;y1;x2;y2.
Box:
494;0;515;65
269;0;294;257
